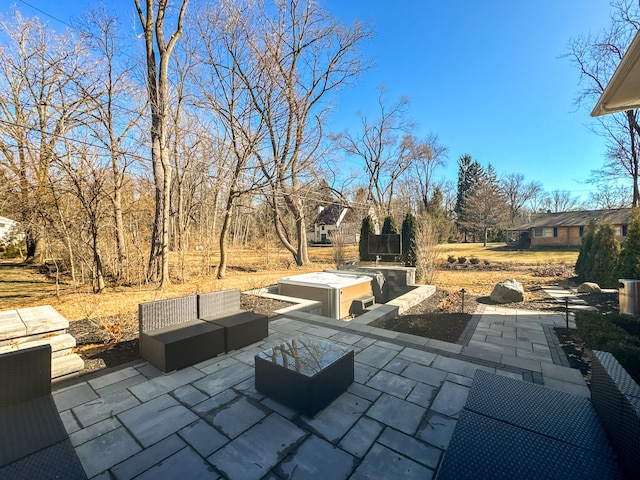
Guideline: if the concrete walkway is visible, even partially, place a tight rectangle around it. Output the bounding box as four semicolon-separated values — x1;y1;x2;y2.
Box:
53;303;593;479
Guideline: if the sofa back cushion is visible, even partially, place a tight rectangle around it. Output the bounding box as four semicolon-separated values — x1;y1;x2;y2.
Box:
138;295;198;333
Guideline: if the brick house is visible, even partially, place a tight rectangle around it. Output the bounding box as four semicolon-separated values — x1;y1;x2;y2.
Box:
507;209;633;249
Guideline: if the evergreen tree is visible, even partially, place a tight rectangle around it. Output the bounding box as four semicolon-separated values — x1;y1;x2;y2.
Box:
359;216;376;261
455;154;483;241
575;220;597;280
401;213;417;266
424;186;450;242
592;223;620;288
381;215;399;234
618;209;640;279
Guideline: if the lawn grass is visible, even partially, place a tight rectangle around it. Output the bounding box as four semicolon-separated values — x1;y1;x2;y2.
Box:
435;243;579;265
0;242;576;321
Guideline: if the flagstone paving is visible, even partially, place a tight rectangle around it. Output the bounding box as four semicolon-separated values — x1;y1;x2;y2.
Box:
53;302;593;479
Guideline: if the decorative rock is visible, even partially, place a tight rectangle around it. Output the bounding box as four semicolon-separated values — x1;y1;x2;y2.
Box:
577;282;601;294
490;279;524;303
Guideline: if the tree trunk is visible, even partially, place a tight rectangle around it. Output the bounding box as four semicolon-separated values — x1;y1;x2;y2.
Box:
626;110;640;208
135;0;188;288
147;133;164;283
92;226;105;293
217;202;233;279
111;155;127;283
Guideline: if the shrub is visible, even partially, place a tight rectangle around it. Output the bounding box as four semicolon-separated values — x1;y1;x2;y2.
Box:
575;311;640;384
359;216;376;262
401;213;417;267
575;220;597;279
469;256;480;265
618;208;640;280
414;215;439;283
447;255;456;263
457;256;466;264
592;223;619;288
483;259;490;265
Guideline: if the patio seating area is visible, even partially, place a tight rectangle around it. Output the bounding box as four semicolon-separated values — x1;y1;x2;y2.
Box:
47;288;631;479
138;289;268;372
0;345;87;479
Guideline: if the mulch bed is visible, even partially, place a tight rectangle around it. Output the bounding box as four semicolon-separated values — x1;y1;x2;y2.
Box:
378;290;474;343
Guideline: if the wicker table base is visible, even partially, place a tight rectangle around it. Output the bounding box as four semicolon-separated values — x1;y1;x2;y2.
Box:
254;336;354;416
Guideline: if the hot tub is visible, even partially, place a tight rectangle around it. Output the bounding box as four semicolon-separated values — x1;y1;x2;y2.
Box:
278;272;373;319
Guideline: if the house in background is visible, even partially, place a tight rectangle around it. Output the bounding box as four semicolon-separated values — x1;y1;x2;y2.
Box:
0;216;18;245
309;202;359;244
507;208;633;249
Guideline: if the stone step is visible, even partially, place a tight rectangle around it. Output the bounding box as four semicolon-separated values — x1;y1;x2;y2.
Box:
0;329;68;348
0;333;76;357
52;353;85;379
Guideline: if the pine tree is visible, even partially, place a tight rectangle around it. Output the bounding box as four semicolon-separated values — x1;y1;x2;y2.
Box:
592;223;620;288
359;216;376;261
618;208;640;279
455;154;483;241
401;213;417;266
424;186;450;242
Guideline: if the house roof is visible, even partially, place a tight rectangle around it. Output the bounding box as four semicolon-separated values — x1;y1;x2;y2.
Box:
592;29;640;116
509;208;633;230
313;203;348;225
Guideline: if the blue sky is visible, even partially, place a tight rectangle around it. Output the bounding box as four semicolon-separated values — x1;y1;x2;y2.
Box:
8;0;618;201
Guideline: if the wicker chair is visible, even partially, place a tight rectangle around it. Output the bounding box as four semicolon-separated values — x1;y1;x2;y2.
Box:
0;345;87;479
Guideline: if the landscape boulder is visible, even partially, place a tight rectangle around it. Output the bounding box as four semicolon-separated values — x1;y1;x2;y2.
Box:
490;279;525;303
577;282;601;294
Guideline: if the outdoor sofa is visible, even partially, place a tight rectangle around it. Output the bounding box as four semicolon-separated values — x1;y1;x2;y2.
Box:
0;344;87;479
139;289;268;373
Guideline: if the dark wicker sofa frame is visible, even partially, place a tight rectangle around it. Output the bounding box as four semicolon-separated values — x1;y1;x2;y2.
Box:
0;345;87;479
198;289;268;352
138;295;225;373
591;350;640;479
139;290;268;373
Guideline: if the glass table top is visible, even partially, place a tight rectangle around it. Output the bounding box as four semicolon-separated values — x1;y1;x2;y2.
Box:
256;336;353;377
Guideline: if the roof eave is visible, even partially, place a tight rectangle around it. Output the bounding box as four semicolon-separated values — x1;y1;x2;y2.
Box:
592;29;640;117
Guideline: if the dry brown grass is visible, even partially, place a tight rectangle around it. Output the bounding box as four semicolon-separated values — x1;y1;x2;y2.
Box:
0;243;576;321
0;247;343;321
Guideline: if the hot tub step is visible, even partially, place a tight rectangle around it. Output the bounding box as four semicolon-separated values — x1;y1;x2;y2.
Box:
351;296;376;314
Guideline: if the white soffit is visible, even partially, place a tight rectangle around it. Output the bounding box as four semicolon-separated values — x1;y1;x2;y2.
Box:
592;29;640;117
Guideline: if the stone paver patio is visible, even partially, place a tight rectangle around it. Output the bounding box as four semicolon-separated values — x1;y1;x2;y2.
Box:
53;298;593;479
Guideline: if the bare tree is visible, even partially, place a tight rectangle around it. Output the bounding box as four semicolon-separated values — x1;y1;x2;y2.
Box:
461;165;508;246
501;173;543;225
134;0;188;287
335;88;417;224
0;11;88;263
230;0;371;266
566;0;640;206
55;139;110;293
191;2;269;278
411;134;448;210
78;8;145;283
587;179;631;209
542;190;582;213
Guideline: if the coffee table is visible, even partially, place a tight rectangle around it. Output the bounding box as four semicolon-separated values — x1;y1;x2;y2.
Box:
254;336;354;416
